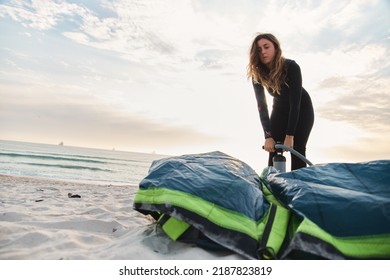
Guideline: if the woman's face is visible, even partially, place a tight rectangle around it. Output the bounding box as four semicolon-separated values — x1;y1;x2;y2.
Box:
257;38;276;67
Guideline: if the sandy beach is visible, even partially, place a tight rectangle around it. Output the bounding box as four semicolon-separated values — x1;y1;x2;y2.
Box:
0;174;243;260
1;174;387;280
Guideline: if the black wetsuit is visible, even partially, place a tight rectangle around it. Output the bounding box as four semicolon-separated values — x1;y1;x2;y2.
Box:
253;59;314;170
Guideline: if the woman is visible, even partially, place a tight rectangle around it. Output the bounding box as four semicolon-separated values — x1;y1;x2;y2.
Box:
247;33;314;170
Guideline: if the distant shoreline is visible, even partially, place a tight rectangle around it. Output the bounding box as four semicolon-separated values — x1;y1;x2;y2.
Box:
0;173;135;187
0;139;169;157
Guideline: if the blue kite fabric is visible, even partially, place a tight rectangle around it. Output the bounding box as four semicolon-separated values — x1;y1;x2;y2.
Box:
134;151;276;259
263;160;390;259
134;151;390;259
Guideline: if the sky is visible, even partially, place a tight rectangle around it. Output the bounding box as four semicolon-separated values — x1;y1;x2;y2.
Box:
0;0;389;170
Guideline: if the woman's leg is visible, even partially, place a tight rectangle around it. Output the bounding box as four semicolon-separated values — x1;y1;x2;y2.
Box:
291;105;314;170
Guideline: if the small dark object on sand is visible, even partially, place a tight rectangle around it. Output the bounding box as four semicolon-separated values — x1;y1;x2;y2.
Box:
68;193;81;198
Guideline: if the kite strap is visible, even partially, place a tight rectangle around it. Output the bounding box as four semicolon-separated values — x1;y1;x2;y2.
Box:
257;204;290;259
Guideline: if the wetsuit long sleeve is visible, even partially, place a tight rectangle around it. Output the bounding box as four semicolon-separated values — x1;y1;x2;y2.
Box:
252;81;272;138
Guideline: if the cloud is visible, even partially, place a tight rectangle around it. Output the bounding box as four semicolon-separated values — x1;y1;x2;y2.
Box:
0;0;87;30
314;40;390;135
0;86;219;150
1;0;389;164
195;49;233;70
1;0;252;66
254;0;389;54
323;135;390;162
317;76;349;89
62;6;177;60
318;76;390;133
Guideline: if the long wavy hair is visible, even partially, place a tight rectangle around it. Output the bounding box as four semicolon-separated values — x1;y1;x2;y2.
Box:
247;33;286;94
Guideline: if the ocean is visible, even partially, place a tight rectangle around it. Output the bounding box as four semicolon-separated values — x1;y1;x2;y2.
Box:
0;140;167;186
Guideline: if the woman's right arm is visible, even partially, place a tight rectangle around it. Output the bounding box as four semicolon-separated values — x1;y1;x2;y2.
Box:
253;82;276;152
253;82;271;138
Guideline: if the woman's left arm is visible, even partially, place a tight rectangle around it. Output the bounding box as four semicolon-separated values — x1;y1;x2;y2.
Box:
286;61;303;138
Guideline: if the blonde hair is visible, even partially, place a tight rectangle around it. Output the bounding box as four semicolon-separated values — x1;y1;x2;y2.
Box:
247;33;286;94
